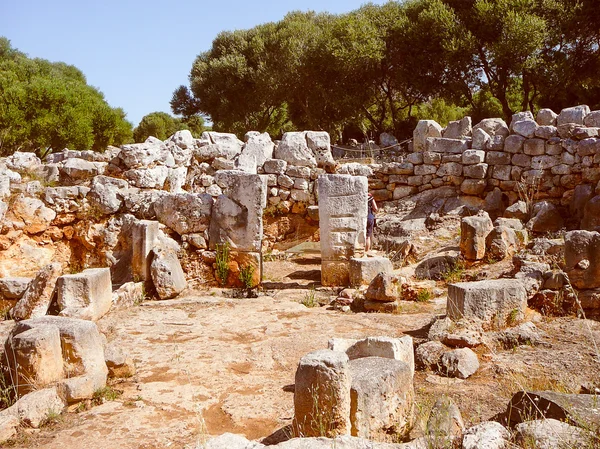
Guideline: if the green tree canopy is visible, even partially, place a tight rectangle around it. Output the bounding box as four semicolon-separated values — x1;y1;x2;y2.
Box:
176;0;600;140
0;37;133;156
133;111;207;142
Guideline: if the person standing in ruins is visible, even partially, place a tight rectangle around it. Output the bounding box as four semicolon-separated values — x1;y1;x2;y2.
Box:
366;192;378;254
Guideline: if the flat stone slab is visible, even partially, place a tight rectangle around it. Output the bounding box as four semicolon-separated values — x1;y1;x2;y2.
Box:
349;256;393;286
507;391;600;430
0;277;31;299
447;279;527;325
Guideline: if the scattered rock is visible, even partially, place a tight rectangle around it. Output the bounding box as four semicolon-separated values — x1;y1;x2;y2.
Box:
462;421;511;449
440;348;479;379
365;273;399;302
515;419;594;449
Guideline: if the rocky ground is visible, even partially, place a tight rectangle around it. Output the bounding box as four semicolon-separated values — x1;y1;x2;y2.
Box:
2;248;599;448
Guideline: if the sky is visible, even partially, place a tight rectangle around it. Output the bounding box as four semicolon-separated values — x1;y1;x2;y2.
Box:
2;0;389;127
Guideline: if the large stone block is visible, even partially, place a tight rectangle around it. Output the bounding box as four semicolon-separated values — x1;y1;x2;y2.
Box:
557;105;590;126
0;277;31;300
349;357;413;438
426;138;469;154
3;387;66;428
240;131;274;170
345;336;414;376
209;171;266;252
154;193;213;235
564;230;600;289
460;212;493;261
414;120;443;152
11;263;63;321
275;132;317;167
447;279;528;325
293;350;352;437
132;220;159;282
150;247;187;299
3;325;64;395
8;316;108;403
119;141;172;169
348;257;393;286
318;175;368;287
56;268;113;321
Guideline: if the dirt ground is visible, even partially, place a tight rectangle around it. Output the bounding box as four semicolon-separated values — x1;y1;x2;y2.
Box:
3;255;600;448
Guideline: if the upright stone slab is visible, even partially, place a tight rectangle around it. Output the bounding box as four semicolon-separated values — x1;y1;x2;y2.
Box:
460;212;494;261
293;349;352;437
209;171;266;286
447;280;527;325
56;268;113;321
132;220;159;282
564;230;600;289
349;357;414;438
318;175;368;286
11;263;63;321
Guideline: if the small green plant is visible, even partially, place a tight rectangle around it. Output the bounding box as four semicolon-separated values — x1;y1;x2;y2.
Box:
41;409;63;426
92;386;122;404
442;259;465;284
417;288;433;302
215;242;230;286
301;287;318;308
238;263;255;289
0;369;17;410
507;308;520;327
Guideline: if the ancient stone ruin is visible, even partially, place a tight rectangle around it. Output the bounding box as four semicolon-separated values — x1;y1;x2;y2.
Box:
0;107;599;447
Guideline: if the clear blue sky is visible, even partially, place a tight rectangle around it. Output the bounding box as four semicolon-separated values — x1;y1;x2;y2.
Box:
2;0;388;127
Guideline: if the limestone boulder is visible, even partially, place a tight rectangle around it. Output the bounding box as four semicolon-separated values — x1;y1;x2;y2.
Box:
512;119;538;138
462;421;511;449
154;193;213;235
471;128;491;150
349;357;414;438
473;118;509;137
43;185;89;214
6;151;42;172
460;212;493;261
275;132;317;167
124;166;169;189
239;132;274;170
507;390;600;430
87;175;128;215
365;273;399;302
166;130;195;150
150;246;187;300
306;131;336;170
414;120;443;152
0;277;31;300
504;200;529;221
119;141;172;169
3;324;64;395
293;350;352;437
0;414;18;443
415;253;459;281
443;117;471;139
515;419;593;449
527;201;564;233
426;396;464;442
56;268;113;321
11;263;63;321
8;316;107;403
59;158;106;180
263;159;288;175
112;281;145;309
440;348;479;379
557;104;590;126
485;225;518;260
415;341;446;371
349;256;393;286
1;387;66;428
570;184;594;221
447;279;527;325
536;108;558;126
10;194;56;234
341;336;414;376
581;195;600;231
564;230;600;289
105;344;136;378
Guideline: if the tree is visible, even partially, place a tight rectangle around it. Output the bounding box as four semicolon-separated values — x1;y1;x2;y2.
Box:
0;37;133;156
133;111;207;142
